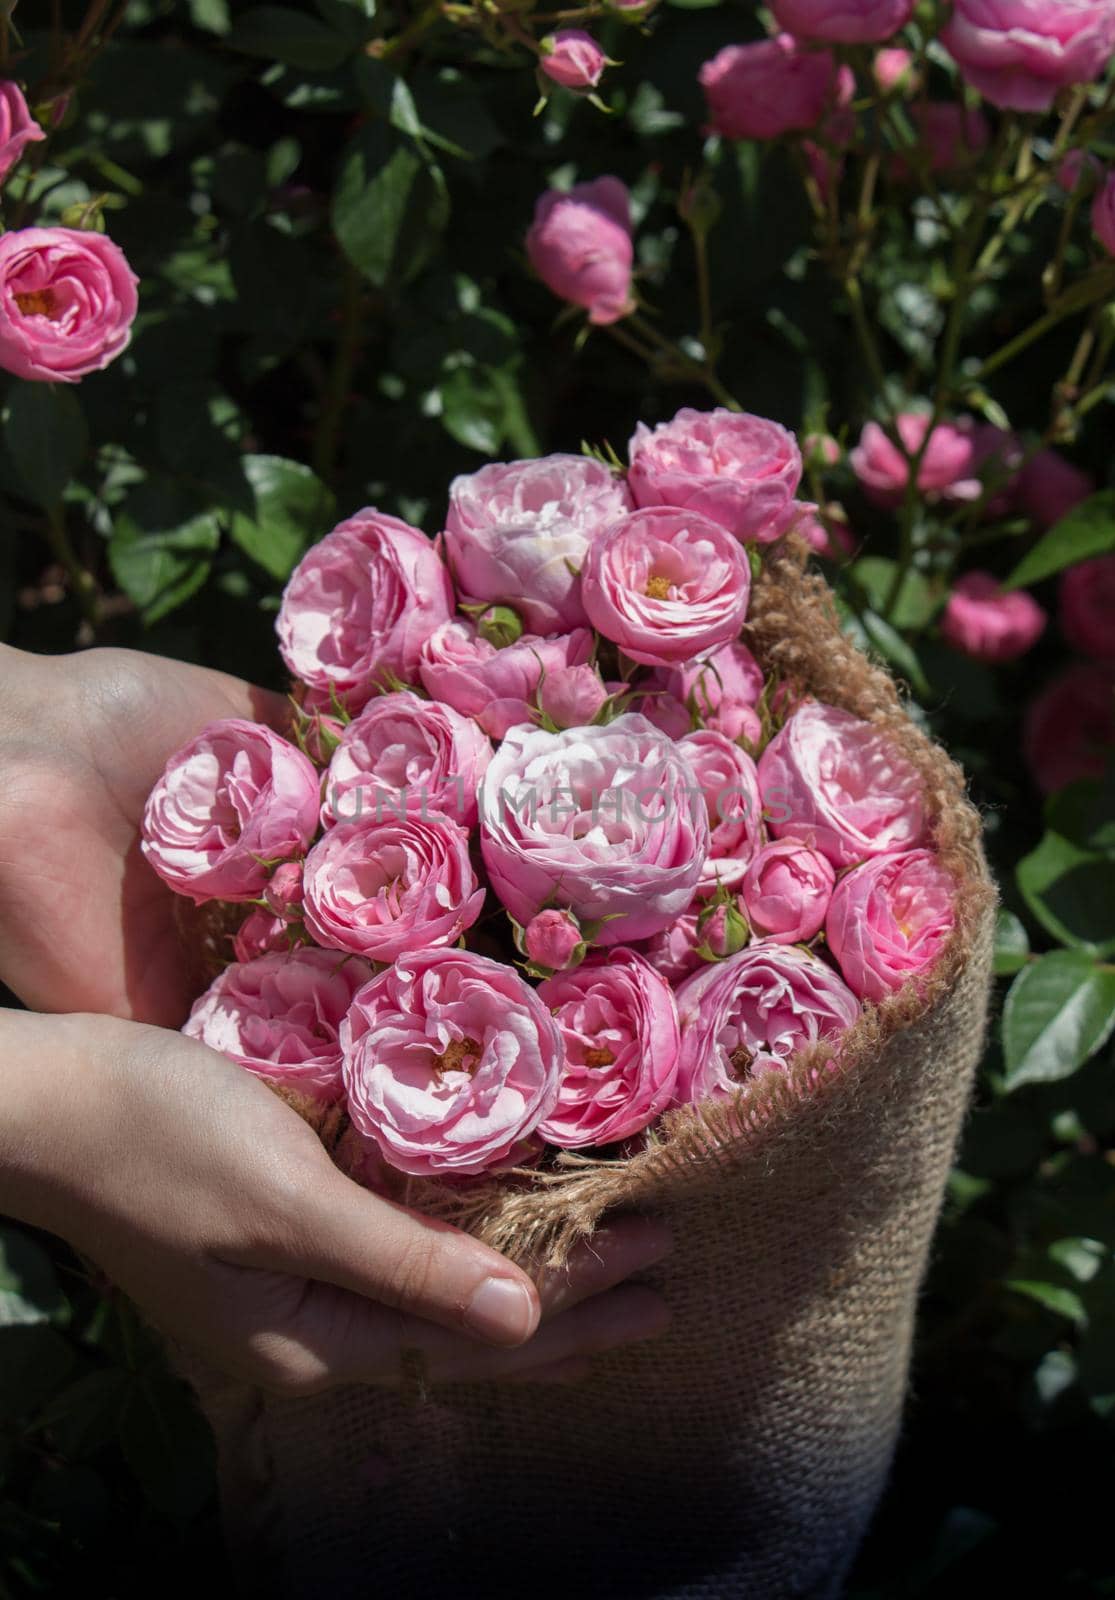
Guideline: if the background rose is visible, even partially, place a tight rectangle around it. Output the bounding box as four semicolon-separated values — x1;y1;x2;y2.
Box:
322;690;492;829
302;813;485;961
850;413;987;506
771;0;915;44
539;30;607;91
141;719;320;903
759;702;926;867
1013;449;1095;529
674;943;860;1105
680;729;764;892
941;572;1047;663
1060;556;1115;661
941;0;1115;111
0;226;138;382
525;176;634;325
537;947;680;1146
480;713;709;943
581;505;751;666
826;850;957;1001
442;453;633;633
699;35;839;142
627;407;804;543
1024;663;1115;793
183;948;372;1100
0;82;44;186
277;511;454;710
341;947;563;1176
742;838;834;944
419;620;593;738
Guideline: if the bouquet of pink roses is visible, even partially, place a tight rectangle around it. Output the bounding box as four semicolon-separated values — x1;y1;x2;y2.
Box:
143;405;963;1197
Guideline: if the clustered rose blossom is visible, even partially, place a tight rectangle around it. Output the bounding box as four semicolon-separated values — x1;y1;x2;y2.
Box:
771;0;915;44
539;30;607;91
699;35;841;142
526;177;634;326
941;0;1115;112
161;404;955;1180
941;572;1047;664
0;226;138;383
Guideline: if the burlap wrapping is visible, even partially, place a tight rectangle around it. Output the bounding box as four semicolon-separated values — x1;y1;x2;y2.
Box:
182;546;997;1599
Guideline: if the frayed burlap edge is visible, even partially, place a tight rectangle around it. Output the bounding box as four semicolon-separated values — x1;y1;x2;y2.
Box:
270;540;997;1270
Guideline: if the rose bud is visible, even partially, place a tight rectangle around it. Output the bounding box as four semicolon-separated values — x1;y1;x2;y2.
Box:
231;909;291;965
0;226;137;383
539;663;610;729
1060;555;1115;662
941;0;1115;112
1058;150;1101;192
539;30;607;92
0;82;45;186
419;620;593;739
874;47;918;94
826;850;956;1002
940;572;1046;664
640;639;764;744
742;838;834;945
523;908;586;972
680;729;764;893
263;861;305;920
526;176;634;326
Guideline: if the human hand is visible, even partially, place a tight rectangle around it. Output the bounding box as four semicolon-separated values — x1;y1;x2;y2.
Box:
0;1011;671;1390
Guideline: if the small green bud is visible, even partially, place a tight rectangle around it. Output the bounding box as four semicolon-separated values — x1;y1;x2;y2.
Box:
478;604;525;649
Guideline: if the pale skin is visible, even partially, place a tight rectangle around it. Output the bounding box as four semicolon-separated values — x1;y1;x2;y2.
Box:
0;644;670;1393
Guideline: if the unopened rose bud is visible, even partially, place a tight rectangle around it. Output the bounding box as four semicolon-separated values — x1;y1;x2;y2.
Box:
477;603;525;649
524;908;586;972
678;176;722;238
539;30;607;93
873;47;918;95
696;897;749;960
539;664;609;729
264;861;305;921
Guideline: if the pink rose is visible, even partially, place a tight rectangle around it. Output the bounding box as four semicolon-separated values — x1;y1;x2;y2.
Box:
526;177;634;326
142;719;321;904
341;947;563;1177
894;104;990;176
941;572;1047;663
0;82;44;186
942;0;1115;112
322;690;492;830
524;908;586;971
642;639;765;745
277;510;454;711
442;454;633;634
302;813;484;962
0;226;138;383
539;664;610;728
675;943;860;1104
680;729;764;893
1061;555;1115;661
479;714;709;944
537;948;680;1147
771;0;915;42
419;620;593;739
183;948;373;1100
232;908;292;964
796;506;856;561
759;702;926;868
640;895;750;982
1013;449;1094;530
874;47;917;93
699;34;841;142
850;413;995;507
263;861;305;919
827;849;956;1002
581;507;751;667
628;406;805;543
1093;171;1115;254
540;30;607;90
1025;664;1115;793
742;838;834;944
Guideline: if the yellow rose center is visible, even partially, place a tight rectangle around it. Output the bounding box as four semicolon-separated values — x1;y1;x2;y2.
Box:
645;574;673;600
583;1045;615;1069
433;1036;481;1077
14;288;58;319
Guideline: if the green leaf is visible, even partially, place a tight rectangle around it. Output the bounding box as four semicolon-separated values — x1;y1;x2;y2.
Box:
857;609;931;698
108;494;222;624
0;1227;65;1328
227;6;352;69
850;557;939;630
3;383;88;509
332;123;448;289
438;366;506;456
229;455;335;580
1005;1279;1088;1325
1017;830;1115;958
993;910;1030;976
1004;491;1115;589
1002;951;1115;1091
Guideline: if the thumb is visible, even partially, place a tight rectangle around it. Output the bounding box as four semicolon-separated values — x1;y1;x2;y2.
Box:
245;1159;542;1349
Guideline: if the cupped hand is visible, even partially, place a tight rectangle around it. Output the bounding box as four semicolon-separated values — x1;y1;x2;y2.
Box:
1;1011;670;1390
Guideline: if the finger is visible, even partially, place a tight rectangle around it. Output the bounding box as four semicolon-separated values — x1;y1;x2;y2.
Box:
533;1215;672;1321
242;1164;542;1349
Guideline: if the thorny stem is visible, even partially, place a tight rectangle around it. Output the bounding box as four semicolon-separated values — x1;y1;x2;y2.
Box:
627;311;741;410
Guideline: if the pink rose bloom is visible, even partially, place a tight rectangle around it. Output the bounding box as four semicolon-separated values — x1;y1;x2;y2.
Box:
874;47;917;92
142;719;320;904
183;948;373;1100
759;702;926;868
797;507;857;561
699;34;840;141
771;0;915;42
264;861;305;919
232;908;292;964
1013;449;1094;530
443;454;633;634
1093;170;1115;254
302;813;484;962
941;572;1047;663
850;413;994;508
479;714;709;944
895;104;990;176
1061;555;1115;661
1025;664;1115;793
537;948;680;1147
642;639;765;744
526;177;634;327
540;30;607;90
742;838;834;944
524;908;585;971
277;511;454;712
0;82;45;186
322;690;492;830
941;0;1115;112
680;729;764;893
0;226;138;383
419;620;593;739
628;407;804;545
539;664;610;729
341;947;563;1177
675;943;860;1104
581;507;751;667
641;895;749;982
827;849;956;1002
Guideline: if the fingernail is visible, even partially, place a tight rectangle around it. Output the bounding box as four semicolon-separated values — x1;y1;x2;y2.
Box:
465;1277;537;1346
